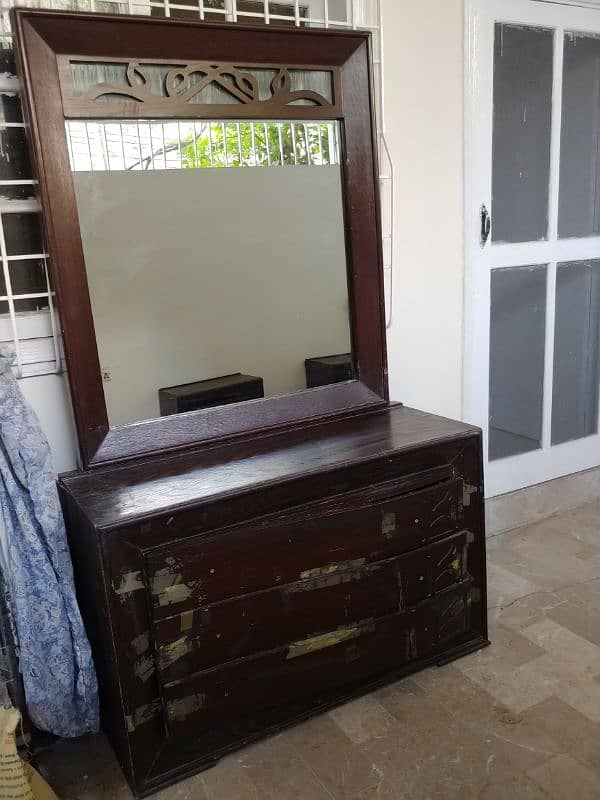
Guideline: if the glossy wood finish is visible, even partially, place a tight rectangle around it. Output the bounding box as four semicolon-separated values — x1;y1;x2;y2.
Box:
152;530;470;681
13;9;387;468
59;405;474;527
59;405;489;797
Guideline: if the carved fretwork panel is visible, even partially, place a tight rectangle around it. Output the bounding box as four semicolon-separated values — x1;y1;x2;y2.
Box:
58;57;342;120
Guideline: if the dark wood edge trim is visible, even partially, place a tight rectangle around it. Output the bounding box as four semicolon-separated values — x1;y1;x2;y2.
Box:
89;382;385;467
474;432;489;642
367;33;389;398
13;14;110;467
60;491;138;786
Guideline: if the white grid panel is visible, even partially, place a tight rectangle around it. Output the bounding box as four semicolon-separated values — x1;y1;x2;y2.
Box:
66;119;341;169
0;0;392;379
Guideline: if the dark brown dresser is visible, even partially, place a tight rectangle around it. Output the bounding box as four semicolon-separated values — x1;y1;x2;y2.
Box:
14;11;489;796
59;404;488;797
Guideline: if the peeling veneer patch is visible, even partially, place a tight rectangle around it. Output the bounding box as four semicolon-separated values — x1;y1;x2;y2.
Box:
133;654;156;683
160;635;193;668
286;622;375;660
381;512;397;538
125;699;161;733
113;570;144;597
463;483;479;507
180;610;194;632
408;628;417;660
288;566;366;594
131;631;150;656
300;558;366;582
167;693;206;722
152;566;200;607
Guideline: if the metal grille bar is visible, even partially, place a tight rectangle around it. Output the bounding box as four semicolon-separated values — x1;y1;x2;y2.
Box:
66;119;340;171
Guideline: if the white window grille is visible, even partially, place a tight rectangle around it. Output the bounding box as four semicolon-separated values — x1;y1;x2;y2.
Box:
0;0;392;378
66;119;341;170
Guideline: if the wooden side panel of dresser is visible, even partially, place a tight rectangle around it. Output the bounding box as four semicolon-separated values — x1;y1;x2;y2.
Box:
61;430;487;797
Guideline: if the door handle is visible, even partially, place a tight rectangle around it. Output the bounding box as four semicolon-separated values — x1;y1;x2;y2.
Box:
480;204;491;246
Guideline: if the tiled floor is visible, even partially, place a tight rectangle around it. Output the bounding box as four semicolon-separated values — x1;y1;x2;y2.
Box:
36;501;600;800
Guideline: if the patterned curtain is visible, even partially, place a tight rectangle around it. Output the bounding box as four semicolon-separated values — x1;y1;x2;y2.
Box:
0;345;98;737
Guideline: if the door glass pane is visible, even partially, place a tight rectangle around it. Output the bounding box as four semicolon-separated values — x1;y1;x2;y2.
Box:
492;24;553;243
552;260;600;444
489;265;547;460
559;34;600;239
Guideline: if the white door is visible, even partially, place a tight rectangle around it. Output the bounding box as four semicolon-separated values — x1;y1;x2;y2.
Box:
465;0;600;497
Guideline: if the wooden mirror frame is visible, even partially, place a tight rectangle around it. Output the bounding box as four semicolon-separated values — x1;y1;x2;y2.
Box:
13;9;388;469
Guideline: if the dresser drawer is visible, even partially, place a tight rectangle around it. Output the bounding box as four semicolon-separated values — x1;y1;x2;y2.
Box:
145;477;463;619
153;530;469;681
161;580;473;740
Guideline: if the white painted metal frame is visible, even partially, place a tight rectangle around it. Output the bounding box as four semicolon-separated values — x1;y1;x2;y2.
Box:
465;0;600;497
66;119;340;170
0;0;392;379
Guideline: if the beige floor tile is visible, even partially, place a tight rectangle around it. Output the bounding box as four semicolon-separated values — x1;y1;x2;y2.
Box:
521;618;600;672
283;715;385;799
492;589;566;630
328;696;397;746
488;518;600;591
479;774;551;800
152;774;208;800
456;655;561;714
548;584;600;647
348;777;408;800
556;502;600;547
412;667;561;762
486;562;542;609
528;754;600;800
519;698;600;771
471;623;546;668
490;545;599;592
236;735;334;800
201;754;259;800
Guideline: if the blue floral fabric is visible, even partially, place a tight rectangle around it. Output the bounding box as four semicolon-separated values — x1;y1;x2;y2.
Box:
0;345;99;737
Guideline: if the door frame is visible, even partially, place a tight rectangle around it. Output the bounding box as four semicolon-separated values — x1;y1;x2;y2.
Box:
464;0;600;497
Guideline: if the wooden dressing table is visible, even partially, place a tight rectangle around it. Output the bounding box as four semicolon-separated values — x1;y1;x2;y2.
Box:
14;9;488;796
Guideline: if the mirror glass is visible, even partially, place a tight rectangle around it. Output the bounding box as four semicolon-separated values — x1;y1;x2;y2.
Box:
66;117;353;427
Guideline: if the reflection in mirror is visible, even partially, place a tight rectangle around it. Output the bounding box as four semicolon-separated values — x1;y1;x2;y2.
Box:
66;118;353;428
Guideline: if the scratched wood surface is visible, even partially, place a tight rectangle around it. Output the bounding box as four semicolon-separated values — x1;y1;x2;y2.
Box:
143;477;463;617
161;580;474;738
153;531;470;681
60;405;479;528
59;406;488;797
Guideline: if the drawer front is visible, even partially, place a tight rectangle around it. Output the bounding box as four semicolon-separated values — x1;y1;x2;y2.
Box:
145;478;463;619
153;530;469;681
161;581;473;740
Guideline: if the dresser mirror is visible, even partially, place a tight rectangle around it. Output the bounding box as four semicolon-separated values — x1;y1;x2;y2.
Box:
68;117;352;428
14;10;387;468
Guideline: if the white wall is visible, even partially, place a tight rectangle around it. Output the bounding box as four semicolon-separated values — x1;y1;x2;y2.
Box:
382;0;465;422
19;0;469;472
